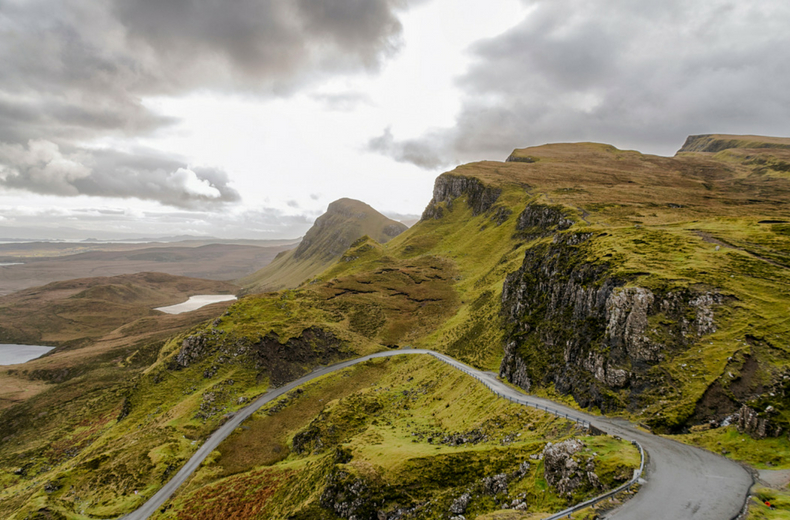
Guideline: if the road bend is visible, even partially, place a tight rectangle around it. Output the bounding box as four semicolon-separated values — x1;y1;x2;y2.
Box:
122;349;752;520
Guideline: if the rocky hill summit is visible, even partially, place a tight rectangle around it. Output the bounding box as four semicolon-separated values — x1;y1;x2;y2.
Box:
240;198;407;293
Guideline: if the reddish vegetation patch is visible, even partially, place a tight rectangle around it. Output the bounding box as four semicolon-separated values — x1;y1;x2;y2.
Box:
177;468;295;519
46;407;119;462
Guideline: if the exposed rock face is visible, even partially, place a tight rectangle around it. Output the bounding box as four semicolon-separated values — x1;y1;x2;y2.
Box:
499;231;722;415
421;174;501;220
251;327;349;387
482;473;509;496
171;327;350;387
449;493;471;514
321;471;381;520
515;203;573;234
736;404;783;439
174;333;211;368
542;439;601;498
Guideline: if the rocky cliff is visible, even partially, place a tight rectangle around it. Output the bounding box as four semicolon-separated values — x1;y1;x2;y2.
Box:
499;229;722;427
421;174;502;220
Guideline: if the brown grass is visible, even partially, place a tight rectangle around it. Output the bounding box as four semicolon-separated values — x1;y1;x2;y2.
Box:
216;361;391;475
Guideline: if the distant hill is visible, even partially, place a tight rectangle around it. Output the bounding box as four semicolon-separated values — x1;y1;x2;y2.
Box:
0;272;237;347
678;133;790;153
0;242;296;295
240;198;407;293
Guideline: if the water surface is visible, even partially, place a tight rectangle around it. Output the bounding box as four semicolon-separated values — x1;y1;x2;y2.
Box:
0;344;55;365
155;295;237;314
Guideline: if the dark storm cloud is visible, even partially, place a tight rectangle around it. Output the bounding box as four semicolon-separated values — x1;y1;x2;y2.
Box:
367;128;451;169
371;0;790;167
0;0;410;206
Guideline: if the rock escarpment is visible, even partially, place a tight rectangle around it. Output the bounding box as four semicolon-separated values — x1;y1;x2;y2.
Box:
421;174;501;220
171;326;350;387
499;232;722;423
736;404;784;439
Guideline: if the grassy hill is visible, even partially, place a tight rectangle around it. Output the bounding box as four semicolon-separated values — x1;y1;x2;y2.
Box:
0;272;238;411
0;241;296;296
239;198;408;294
0;272;237;347
2;134;789;519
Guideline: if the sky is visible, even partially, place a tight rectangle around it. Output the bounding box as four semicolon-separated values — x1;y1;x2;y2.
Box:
0;0;789;240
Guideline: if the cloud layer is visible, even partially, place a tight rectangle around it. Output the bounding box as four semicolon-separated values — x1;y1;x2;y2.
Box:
370;0;790;166
0;0;409;206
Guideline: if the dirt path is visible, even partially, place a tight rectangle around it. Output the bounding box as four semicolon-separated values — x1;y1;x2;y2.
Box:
121;350;753;520
693;230;790;270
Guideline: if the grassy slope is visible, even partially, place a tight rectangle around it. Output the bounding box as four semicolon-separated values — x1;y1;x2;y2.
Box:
239;198;408;294
152;356;638;520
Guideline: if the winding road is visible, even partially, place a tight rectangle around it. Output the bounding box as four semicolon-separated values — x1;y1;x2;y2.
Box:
122;350;753;520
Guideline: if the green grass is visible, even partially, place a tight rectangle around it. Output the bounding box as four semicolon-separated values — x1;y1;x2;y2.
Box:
750;486;790;520
669;427;790;470
152;356;639;520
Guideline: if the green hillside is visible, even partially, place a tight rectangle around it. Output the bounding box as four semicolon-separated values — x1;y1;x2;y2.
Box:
239;198;408;294
2;135;790;519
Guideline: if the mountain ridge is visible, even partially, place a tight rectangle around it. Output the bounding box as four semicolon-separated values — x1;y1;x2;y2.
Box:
240;198;407;294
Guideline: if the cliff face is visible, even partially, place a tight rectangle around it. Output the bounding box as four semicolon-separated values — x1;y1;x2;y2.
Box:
499;230;721;424
421;174;502;220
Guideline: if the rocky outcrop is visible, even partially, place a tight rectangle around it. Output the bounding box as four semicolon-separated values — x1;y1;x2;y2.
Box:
449;493;471;515
500;231;723;416
320;471;381;520
542;439;601;498
515;203;573;235
421;174;501;220
171;327;350;387
736;404;783;439
174;333;211;368
251;327;350;387
482;473;508;496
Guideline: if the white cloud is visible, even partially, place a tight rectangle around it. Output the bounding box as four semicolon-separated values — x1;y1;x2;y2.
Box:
168;168;222;199
0;140;91;194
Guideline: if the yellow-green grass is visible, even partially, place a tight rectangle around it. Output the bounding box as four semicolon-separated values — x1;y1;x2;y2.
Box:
154;356;639;520
669;427;790;470
750;486;790;520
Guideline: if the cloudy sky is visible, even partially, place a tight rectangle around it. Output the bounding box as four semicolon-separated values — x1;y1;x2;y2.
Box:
0;0;788;240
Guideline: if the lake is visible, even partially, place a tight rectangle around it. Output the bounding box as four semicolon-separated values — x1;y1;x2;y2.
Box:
0;344;55;365
155;295;237;314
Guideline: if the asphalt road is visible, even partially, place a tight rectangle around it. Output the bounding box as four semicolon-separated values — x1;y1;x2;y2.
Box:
122;350;753;519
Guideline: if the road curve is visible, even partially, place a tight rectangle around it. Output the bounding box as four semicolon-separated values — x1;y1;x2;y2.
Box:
122;350;752;520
